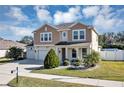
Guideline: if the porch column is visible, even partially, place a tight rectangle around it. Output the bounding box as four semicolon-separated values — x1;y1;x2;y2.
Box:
55;47;58;55
65;47;68;59
76;48;79;59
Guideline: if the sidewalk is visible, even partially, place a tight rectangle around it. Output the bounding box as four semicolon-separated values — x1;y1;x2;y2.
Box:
20;72;124;87
0;60;42;86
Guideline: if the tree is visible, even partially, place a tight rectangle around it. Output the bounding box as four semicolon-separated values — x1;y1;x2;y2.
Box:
116;31;124;43
6;47;23;60
19;36;33;45
44;49;60;69
98;31;124;49
98;34;107;46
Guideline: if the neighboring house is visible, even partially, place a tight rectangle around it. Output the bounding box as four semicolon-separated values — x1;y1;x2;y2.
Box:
27;22;99;63
0;38;26;57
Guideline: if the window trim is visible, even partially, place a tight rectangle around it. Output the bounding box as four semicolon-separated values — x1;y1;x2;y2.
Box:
40;32;52;42
72;29;86;41
61;31;68;41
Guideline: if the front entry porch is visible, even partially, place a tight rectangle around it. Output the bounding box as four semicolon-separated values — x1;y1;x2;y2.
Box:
56;46;91;63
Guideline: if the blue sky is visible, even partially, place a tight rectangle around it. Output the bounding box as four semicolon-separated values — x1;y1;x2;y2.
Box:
0;5;124;41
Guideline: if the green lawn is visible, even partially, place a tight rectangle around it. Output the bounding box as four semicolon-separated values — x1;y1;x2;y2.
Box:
0;57;13;64
8;76;92;87
32;61;124;81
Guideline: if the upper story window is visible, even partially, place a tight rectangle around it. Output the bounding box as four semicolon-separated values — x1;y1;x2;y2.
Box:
73;31;78;39
72;29;86;41
40;32;52;42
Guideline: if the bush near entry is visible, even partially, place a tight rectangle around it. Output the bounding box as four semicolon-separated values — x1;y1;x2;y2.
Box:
63;58;70;66
83;50;100;68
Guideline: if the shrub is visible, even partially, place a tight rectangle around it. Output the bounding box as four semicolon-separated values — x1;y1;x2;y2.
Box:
63;59;70;66
71;59;81;67
71;59;80;63
44;49;60;69
72;61;80;67
84;50;100;68
6;47;23;60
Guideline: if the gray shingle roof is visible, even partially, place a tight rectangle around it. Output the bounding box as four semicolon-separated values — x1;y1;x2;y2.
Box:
0;39;26;50
33;22;98;35
55;41;90;45
55;22;75;29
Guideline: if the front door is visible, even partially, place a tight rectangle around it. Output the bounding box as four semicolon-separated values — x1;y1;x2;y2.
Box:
62;48;66;62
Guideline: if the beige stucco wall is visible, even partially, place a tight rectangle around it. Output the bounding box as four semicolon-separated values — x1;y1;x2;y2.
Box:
34;24;60;45
34;23;92;45
68;23;92;42
91;30;99;52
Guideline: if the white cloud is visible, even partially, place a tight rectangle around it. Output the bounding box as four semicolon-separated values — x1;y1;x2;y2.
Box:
0;24;9;31
82;6;100;18
93;15;117;30
99;6;114;18
54;6;82;24
34;6;52;23
7;6;28;22
82;5;124;33
11;26;33;36
93;6;124;32
0;24;33;36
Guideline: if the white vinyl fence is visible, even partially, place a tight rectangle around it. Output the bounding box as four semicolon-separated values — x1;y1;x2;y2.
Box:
100;49;124;61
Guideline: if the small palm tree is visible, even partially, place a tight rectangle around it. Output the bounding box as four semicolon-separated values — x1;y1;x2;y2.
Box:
84;50;100;68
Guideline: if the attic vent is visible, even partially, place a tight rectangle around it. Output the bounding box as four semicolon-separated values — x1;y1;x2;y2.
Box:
45;27;47;31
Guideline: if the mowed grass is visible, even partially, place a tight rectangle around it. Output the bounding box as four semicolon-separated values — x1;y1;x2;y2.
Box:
8;76;92;87
32;61;124;81
0;57;13;64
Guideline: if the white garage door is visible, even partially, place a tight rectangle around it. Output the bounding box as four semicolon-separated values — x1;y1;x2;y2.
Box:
27;48;35;59
38;49;49;61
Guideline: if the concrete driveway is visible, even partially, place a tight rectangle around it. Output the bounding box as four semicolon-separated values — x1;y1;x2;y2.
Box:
0;59;43;86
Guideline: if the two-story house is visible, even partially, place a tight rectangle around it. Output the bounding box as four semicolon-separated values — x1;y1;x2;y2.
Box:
26;22;99;63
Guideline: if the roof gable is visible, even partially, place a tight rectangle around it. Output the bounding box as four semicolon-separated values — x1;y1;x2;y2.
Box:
33;22;98;35
33;23;58;33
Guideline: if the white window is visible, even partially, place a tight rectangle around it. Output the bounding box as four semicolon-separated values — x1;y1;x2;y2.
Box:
73;31;78;39
80;30;84;39
72;29;86;41
44;33;48;41
41;34;43;41
49;33;52;41
40;32;52;42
